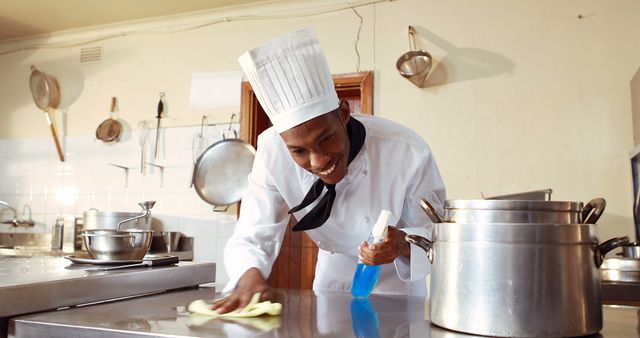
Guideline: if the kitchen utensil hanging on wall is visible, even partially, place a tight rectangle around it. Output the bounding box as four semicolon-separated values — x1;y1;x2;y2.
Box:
192;114;256;211
137;120;149;174
29;65;65;161
396;26;433;88
96;97;123;142
190;115;208;187
154;92;165;160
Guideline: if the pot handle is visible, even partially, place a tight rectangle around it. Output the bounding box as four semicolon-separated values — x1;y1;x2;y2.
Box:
419;198;444;223
582;198;606;224
594;236;629;268
405;234;434;264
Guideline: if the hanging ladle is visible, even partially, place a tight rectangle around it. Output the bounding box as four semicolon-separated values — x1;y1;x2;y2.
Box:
396;26;433;88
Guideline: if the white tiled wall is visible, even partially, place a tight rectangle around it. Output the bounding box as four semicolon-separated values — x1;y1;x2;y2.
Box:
0;123;241;285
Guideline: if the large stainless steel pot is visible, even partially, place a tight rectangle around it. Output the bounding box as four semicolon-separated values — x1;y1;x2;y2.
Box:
406;224;628;337
421;197;605;224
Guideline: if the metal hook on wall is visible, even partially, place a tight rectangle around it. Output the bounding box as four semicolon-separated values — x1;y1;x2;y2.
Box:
146;162;165;188
223;113;238;139
109;163;130;188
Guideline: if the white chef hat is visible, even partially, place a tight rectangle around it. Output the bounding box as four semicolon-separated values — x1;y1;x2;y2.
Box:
238;28;339;133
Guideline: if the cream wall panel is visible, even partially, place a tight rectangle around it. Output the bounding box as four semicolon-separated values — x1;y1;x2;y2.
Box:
0;0;638;245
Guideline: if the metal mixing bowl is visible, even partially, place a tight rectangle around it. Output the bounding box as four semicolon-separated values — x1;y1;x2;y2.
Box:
81;229;153;261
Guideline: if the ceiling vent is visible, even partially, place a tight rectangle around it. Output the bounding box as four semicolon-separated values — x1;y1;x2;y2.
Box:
80;46;102;64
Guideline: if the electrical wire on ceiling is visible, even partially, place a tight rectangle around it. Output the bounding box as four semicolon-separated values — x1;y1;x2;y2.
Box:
0;0;391;57
352;7;363;72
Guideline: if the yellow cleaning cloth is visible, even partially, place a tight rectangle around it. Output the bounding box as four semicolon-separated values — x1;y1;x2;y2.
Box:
187;292;282;331
188;292;282;318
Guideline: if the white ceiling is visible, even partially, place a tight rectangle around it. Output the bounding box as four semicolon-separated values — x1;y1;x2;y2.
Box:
0;0;275;42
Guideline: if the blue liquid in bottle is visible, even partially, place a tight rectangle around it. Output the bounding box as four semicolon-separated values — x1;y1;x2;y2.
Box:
351;262;381;298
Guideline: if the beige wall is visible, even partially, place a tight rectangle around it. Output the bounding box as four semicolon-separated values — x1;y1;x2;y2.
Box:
632;67;640;146
1;0;638;241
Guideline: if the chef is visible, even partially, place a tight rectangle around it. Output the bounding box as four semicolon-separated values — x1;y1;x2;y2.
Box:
213;28;445;313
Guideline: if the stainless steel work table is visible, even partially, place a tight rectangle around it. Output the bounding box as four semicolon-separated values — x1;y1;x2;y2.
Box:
0;255;215;337
9;288;640;338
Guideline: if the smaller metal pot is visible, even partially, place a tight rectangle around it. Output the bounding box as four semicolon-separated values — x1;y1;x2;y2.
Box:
601;257;640;282
617;242;640;258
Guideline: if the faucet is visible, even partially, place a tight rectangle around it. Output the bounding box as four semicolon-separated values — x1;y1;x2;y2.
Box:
0;200;18;226
0;200;35;227
117;201;156;230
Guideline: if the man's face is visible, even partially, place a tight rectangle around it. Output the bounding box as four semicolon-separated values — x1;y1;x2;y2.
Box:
280;109;350;185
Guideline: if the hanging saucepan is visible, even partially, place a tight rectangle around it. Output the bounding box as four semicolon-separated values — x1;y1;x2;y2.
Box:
192;129;256;211
29;65;65;161
396;26;433;88
96;97;123;142
420;197;606;224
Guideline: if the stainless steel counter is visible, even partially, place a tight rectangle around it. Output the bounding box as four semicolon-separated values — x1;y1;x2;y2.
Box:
0;256;215;318
9;288;640;338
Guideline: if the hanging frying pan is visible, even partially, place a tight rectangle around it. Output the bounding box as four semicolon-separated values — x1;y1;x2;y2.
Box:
29;65;65;161
192;129;256;211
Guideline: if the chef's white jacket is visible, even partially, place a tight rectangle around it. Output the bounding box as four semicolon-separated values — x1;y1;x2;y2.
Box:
223;114;445;296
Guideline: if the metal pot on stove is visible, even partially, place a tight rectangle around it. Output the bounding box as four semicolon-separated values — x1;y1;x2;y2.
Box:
617;242;640;258
82;209;151;230
421;197;606;224
406;198;629;337
81;201;156;261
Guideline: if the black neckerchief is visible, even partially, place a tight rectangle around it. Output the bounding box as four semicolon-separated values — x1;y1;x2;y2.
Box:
288;116;366;232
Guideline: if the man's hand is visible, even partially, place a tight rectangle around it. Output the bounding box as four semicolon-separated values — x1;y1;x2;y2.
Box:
358;226;410;265
210;268;274;314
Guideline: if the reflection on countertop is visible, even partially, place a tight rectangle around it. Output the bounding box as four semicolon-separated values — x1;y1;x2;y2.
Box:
0;255;215;320
10;288;640;338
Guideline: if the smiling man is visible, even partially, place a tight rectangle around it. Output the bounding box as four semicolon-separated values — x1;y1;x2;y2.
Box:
214;28;445;313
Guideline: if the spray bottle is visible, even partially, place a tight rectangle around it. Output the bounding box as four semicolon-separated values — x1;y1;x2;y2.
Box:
351;210;392;298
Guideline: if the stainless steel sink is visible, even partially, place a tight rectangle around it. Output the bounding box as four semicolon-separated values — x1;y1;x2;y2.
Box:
0;232;57;258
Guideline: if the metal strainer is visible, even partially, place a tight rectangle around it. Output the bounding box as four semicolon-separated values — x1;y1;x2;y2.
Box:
396;26;432;88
